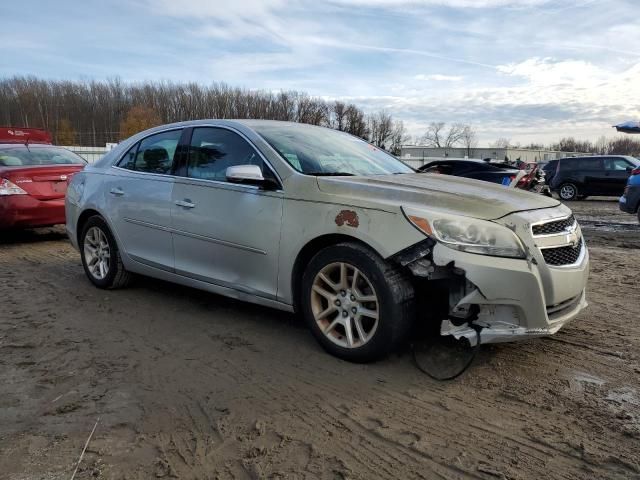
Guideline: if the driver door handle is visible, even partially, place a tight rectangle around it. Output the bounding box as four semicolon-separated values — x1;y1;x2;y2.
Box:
175;199;196;209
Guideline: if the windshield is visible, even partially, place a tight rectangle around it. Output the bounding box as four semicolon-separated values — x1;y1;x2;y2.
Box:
0;146;87;167
252;123;414;176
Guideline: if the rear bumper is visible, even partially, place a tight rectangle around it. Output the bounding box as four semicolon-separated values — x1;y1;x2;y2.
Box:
619;185;640;214
0;195;66;229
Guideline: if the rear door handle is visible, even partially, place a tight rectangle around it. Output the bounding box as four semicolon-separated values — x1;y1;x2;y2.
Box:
175;199;196;208
109;187;124;196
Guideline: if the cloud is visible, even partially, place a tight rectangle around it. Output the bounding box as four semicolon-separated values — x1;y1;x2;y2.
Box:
336;57;640;142
414;74;463;81
4;0;639;145
328;0;551;7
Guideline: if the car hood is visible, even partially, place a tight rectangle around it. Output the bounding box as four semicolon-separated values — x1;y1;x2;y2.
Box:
317;173;560;220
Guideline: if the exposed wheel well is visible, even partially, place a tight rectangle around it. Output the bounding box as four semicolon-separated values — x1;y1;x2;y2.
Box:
76;209;102;246
291;234;377;314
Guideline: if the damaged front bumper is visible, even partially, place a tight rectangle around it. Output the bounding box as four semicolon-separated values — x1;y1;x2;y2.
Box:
432;240;589;346
393;207;590;347
440;290;587;346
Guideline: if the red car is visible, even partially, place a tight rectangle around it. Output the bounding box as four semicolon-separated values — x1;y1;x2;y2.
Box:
0;127;87;229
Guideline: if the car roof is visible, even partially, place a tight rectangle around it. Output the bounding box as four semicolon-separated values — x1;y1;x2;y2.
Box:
0;143;65;148
560;155;630;159
424;158;488;164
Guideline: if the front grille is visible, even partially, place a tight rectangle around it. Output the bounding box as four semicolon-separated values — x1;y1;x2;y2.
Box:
532;215;575;236
541;242;583;266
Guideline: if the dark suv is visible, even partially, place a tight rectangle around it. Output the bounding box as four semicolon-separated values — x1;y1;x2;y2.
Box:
550;155;640;200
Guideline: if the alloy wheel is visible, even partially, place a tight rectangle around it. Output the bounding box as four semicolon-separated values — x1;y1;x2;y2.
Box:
310;262;379;349
84;226;111;280
560;184;576;200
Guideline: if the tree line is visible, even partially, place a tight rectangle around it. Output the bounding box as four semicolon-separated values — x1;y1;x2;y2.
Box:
491;136;640;156
420;123;640;157
0;76;408;154
3;76;638;157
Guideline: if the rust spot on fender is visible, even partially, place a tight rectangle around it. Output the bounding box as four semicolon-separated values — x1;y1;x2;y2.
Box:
335;210;359;228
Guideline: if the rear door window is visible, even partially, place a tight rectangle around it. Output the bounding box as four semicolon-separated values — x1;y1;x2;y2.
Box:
117;143;138;170
561;158;602;171
118;129;182;174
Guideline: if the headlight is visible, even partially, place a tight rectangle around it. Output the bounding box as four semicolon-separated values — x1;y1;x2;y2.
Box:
403;207;525;259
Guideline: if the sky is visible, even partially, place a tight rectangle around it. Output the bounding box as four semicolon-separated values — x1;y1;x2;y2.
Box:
2;0;639;145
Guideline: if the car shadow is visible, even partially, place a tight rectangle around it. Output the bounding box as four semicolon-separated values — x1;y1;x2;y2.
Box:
0;226;68;245
121;274;501;380
130;274;304;331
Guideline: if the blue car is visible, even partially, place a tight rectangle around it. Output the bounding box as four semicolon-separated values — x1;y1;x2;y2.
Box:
619;164;640;221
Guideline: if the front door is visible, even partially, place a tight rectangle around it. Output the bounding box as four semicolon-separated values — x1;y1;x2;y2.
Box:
603;157;634;195
105;128;183;271
171;126;284;299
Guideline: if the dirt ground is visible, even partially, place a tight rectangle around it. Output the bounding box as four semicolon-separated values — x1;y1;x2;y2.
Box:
1;199;639;480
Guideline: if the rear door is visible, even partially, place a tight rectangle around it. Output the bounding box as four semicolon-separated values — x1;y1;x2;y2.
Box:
104;128;183;271
171;126;284;299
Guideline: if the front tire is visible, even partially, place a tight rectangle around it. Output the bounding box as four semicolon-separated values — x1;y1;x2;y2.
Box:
559;183;579;201
80;216;132;289
301;243;415;363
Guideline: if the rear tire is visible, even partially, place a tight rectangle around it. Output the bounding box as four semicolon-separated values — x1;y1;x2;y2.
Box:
80;216;132;289
559;183;578;201
301;242;415;363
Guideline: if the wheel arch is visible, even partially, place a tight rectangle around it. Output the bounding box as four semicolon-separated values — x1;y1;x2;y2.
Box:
76;208;122;251
76;208;102;247
290;234;381;314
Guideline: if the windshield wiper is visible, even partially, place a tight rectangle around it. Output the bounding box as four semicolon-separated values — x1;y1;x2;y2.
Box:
305;171;356;176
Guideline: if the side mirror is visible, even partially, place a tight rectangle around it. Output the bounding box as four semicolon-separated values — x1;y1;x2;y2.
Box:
226;164;265;184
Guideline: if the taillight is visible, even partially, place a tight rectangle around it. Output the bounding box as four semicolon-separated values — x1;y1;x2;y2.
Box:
0;178;28;196
632;167;640;176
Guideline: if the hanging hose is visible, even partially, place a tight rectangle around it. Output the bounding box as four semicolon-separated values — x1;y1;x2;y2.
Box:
411;324;483;381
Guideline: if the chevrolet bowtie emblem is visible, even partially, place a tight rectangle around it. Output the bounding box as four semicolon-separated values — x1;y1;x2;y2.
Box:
566;231;580;247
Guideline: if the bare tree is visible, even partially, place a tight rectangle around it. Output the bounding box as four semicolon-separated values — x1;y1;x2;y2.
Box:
420;122;446;147
461;125;477;157
368;111;394;149
330;101;347;131
491;137;512;149
344;104;368;139
420;122;466;151
389;120;410;156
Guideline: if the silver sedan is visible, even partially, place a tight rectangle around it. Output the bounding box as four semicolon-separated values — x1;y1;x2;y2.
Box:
66;120;589;362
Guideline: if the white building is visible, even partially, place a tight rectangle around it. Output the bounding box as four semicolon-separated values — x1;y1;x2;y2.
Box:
400;146;589;168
